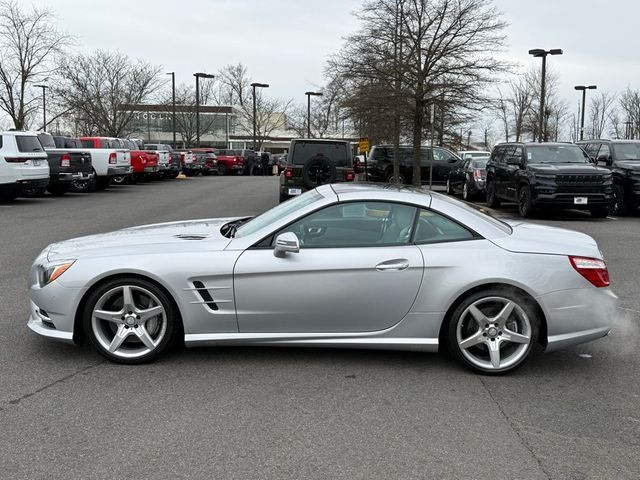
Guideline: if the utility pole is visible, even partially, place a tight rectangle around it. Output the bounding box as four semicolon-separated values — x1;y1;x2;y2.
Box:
574;85;597;140
251;82;269;150
194;72;215;147
305;91;322;138
166;72;176;147
34;84;48;131
529;48;563;142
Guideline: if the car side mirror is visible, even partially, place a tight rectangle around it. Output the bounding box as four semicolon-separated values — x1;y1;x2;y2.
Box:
597;156;612;166
447;158;458;164
274;232;300;258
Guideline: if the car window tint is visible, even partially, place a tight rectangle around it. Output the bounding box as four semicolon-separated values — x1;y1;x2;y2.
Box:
583;143;599;157
16;135;44;152
277;201;417;248
291;141;348;167
414;209;475;244
597;144;611;159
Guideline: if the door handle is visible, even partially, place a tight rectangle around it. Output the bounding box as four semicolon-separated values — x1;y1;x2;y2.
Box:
376;259;410;271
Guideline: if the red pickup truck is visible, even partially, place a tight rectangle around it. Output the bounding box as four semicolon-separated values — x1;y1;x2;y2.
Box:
124;139;160;182
215;148;249;175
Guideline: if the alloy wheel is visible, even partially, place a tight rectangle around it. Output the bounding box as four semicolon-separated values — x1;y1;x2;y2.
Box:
455;296;532;372
462;183;469;200
90;285;167;360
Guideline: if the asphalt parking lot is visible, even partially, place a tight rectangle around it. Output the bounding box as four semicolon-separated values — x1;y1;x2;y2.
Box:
1;176;639;480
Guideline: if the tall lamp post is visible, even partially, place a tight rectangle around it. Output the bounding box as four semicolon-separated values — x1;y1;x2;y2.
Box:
166;72;176;147
250;82;269;150
194;72;215;147
574;85;597;140
34;84;48;131
305;91;322;138
528;48;563;142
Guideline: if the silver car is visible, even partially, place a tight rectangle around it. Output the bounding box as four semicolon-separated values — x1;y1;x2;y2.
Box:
27;184;617;374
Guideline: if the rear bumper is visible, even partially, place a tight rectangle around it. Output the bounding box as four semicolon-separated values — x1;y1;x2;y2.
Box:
537;287;617;351
52;171;93;183
108;166;131;176
17;178;49;188
143;166;159;173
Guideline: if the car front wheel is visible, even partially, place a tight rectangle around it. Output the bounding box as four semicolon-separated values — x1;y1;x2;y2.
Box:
486;180;500;207
517;185;535;218
83;278;178;364
447;288;539;374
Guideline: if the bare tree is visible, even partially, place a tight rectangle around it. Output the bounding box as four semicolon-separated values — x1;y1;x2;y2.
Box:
0;1;70;129
618;88;640;139
55;50;162;137
331;0;509;186
164;83;219;147
588;91;615;139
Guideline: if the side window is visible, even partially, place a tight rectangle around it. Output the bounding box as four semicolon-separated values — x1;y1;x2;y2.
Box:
413;209;476;244
462;159;471;170
276;202;418;248
583;143;599;157
508;146;523;165
432;148;446;162
596;144;611;160
491;146;505;165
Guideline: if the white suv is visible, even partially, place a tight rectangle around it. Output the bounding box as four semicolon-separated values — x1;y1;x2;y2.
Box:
0;131;50;201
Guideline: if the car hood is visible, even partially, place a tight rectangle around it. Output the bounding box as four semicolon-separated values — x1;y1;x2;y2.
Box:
489;221;602;258
528;163;608;174
46;217;244;261
615;160;640;171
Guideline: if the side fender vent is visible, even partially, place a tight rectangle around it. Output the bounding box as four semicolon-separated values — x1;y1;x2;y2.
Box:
175;234;208;240
193;281;219;310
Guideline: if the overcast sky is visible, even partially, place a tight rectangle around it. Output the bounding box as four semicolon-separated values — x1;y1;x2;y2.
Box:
30;0;640;114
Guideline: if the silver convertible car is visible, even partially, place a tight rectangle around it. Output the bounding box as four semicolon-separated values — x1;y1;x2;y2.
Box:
27;184;617;374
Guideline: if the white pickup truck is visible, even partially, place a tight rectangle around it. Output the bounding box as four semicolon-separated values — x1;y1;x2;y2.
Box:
144;143;179;178
0;131;50;201
79;137;131;190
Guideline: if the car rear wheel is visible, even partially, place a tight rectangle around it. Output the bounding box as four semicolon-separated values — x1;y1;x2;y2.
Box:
84;278;178;364
447;288;539;374
517;186;535;218
462;182;471;201
386;171;407;185
486;180;500;207
445;179;452;195
217;164;228;176
611;183;629;216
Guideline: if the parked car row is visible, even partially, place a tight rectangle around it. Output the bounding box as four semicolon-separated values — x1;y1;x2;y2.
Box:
0;131;235;201
445;140;640;218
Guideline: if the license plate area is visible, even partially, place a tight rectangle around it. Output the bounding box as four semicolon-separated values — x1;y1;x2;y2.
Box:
574;197;588;205
288;188;302;195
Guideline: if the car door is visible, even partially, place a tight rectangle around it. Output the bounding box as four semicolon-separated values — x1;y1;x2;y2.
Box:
434;148;462;183
233;201;424;333
450;159;470;192
489;146;507;198
504;146;524;201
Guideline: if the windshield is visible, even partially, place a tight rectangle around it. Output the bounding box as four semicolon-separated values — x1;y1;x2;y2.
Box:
235;189;324;238
471;158;489;168
526;145;590;164
612;143;640;160
37;133;56;149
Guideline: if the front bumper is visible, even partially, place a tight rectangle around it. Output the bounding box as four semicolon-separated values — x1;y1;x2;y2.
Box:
537;287;618;351
533;192;612;209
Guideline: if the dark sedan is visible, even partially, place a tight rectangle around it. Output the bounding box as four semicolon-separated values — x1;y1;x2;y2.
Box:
446;156;489;201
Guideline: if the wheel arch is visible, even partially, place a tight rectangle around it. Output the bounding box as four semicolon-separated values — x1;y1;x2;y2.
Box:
437;282;548;353
73;272;185;345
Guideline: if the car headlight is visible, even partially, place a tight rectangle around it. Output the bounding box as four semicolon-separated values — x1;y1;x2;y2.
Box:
38;260;76;287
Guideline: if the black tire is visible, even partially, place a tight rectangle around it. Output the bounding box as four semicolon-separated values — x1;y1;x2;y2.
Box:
590;206;609;218
0;189;18;201
95;176;111;191
301;155;337;189
385;171;407;185
47;184;70;196
446;287;540;375
517;185;535;218
445;179;453;195
217;164;228;176
611;183;628;216
83;277;179;364
462;181;471;201
486;180;500;207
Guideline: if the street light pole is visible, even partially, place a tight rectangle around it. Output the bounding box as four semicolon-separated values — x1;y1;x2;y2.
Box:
305;91;322;138
529;48;563;142
166;72;176;147
574;85;597;140
34;84;48;131
194;72;215;147
250;82;269;151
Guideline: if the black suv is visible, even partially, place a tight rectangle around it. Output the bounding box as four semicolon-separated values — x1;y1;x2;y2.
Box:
367;144;462;184
576;139;640;215
485;142;613;218
279;139;355;202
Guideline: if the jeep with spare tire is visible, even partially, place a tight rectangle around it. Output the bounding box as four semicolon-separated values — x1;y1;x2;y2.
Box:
279;138;356;202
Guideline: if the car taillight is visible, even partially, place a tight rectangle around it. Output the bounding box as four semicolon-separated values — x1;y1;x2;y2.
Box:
569;256;610;288
284;167;293;179
474;169;484;180
4;157;29;163
108;153;117;164
345;169;355;181
60;154;71;168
